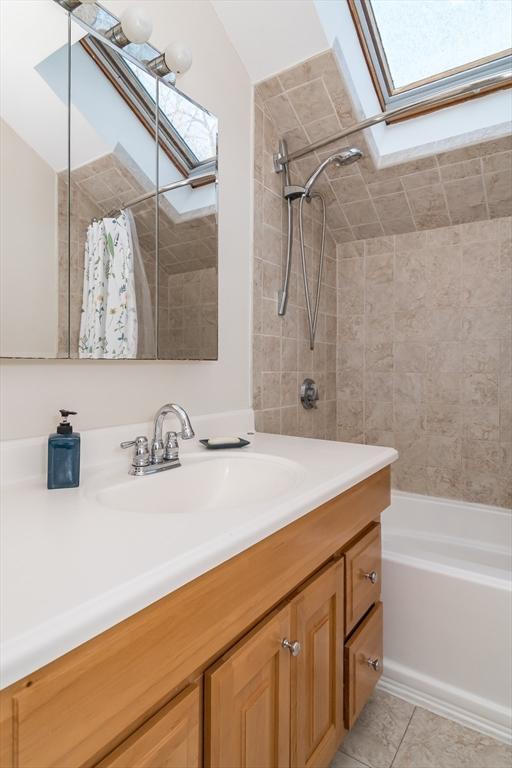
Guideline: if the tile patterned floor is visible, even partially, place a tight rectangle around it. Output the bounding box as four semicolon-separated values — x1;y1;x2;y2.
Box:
330;690;512;768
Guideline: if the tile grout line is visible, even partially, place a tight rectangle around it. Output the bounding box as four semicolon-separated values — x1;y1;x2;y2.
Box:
338;748;373;768
389;705;417;768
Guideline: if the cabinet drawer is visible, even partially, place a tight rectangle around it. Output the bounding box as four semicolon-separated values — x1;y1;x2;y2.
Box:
344;524;381;634
96;683;201;768
344;602;383;729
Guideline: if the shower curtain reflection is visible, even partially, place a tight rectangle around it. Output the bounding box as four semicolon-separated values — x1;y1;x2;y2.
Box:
78;211;154;359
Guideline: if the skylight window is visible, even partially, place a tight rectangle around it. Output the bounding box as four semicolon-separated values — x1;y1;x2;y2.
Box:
80;35;217;174
348;0;512;112
125;62;217;163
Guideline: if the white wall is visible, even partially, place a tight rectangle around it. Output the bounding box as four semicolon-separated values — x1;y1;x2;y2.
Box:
0;119;58;359
0;0;252;440
0;0;110;173
211;0;329;83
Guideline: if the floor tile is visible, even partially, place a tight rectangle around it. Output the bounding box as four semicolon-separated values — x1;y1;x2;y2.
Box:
393;707;512;768
331;751;369;768
340;689;415;768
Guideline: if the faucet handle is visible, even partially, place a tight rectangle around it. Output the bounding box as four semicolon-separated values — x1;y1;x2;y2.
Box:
164;431;179;461
120;436;150;467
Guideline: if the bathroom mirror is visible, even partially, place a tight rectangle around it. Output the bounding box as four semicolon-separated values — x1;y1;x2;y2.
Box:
156;77;218;360
0;0;218;360
0;0;69;358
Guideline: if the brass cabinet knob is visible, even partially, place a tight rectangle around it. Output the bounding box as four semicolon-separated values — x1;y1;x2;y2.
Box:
364;570;378;584
282;638;301;656
367;657;381;672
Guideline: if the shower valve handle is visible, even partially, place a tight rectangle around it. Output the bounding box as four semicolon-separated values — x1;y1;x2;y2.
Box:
300;378;319;410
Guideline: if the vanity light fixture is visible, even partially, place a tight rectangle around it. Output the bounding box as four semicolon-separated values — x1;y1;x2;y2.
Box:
55;0;193;80
147;42;193;78
105;5;153;47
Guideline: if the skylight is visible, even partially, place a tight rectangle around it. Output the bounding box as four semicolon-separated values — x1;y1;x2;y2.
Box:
73;2;217;169
348;0;512;112
125;62;217;163
370;0;512;90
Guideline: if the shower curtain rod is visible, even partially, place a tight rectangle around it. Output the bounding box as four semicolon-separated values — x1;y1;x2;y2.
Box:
273;68;512;171
107;171;216;217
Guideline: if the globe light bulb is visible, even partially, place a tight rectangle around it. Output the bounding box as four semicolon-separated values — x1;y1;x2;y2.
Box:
78;0;97;23
164;41;192;75
120;6;153;44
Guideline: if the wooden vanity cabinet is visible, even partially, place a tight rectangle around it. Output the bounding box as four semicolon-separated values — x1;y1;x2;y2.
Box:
290;561;344;768
205;560;345;768
205;606;292;768
0;467;390;768
96;684;202;768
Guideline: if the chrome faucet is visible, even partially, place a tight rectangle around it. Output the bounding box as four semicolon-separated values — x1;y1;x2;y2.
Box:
121;403;195;476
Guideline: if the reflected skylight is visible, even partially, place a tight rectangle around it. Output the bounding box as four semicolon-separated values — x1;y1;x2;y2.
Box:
370;0;512;88
125;61;217;162
72;2;217;164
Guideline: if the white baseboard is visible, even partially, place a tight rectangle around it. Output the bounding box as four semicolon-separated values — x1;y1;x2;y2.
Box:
378;660;512;746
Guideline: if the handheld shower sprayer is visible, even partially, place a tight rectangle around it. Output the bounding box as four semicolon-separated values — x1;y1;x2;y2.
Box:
303;148;363;197
278;144;364;349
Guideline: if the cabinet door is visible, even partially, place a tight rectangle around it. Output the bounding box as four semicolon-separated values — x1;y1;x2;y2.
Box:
291;560;345;768
97;683;201;768
205;605;291;768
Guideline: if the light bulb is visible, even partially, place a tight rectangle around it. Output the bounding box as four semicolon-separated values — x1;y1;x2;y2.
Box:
120;6;152;44
78;0;97;23
164;41;192;75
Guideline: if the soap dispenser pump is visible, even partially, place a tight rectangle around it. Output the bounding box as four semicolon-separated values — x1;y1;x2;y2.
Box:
47;410;81;489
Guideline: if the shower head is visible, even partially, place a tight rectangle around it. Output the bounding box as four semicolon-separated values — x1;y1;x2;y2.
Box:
303;147;363;196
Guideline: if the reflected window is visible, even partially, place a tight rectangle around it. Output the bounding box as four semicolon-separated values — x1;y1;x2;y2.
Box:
79;34;217;174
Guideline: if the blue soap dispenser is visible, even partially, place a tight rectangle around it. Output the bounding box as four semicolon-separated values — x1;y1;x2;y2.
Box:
47;410;81;489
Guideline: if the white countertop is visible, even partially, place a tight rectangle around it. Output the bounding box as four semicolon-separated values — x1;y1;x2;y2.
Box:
0;410;397;689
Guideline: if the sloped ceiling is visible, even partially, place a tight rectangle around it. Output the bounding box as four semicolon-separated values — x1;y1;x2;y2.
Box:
211;0;329;83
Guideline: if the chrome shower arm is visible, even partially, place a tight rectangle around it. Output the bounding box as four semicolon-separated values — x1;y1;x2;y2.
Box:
274;68;512;171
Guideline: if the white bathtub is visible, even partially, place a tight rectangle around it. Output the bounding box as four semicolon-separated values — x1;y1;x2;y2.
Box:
379;491;512;745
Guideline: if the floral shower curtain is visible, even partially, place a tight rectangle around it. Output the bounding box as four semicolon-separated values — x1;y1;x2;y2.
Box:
79;211;138;359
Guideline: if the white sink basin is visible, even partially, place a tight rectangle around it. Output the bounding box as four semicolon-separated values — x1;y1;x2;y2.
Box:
93;452;302;515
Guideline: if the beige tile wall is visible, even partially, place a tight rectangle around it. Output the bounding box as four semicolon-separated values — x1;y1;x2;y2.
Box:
337;217;512;507
254;81;338;438
254;52;512;243
253;50;512;507
159;266;218;360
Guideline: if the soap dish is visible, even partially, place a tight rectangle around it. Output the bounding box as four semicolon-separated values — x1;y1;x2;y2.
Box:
199;438;250;450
